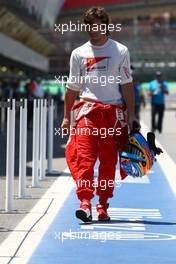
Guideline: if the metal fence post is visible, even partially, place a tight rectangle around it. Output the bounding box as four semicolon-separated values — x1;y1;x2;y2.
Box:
43;99;47;178
5;99;16;212
32;99;40;187
47;99;53;173
39;99;45;180
46;99;61;176
18;99;27;198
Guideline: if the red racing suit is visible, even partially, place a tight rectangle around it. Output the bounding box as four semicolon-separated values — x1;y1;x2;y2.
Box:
65;100;128;201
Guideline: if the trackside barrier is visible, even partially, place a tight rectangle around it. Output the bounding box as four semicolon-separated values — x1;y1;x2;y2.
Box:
19;99;27;198
32;99;40;187
47;99;54;173
46;99;61;175
5;99;15;212
39;99;45;180
0;98;60;212
43;99;47;176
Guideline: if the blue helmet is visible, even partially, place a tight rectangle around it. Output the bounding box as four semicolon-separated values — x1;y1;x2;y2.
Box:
119;132;163;178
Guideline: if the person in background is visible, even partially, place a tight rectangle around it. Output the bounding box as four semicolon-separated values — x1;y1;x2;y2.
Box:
149;71;169;133
26;78;35;129
33;77;44;99
2;80;12;99
11;79;20;99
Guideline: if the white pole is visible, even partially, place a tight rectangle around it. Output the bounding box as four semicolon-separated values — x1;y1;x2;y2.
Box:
32;99;39;187
5;99;16;212
47;99;53;173
36;99;40;181
43;99;47;178
39;99;44;180
18;99;27;198
46;98;61;176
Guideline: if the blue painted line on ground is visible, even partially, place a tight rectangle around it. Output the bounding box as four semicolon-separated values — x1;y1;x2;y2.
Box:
28;162;176;264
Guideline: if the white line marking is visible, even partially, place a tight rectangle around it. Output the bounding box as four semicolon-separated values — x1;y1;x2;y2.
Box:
121;175;150;184
102;208;160;211
141;121;176;196
0;172;74;264
81;225;145;231
56;231;176;241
